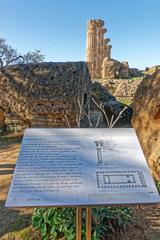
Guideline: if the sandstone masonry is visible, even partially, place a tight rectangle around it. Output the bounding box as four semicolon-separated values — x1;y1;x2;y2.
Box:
132;69;160;180
0;62;91;130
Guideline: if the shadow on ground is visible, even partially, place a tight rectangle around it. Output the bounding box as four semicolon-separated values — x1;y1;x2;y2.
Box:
0;200;32;237
0;133;23;151
0;164;16;175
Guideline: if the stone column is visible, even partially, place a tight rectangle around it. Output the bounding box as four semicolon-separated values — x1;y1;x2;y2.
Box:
96;26;102;79
86;21;96;79
98;28;107;77
103;38;111;59
107;45;112;59
86;19;111;80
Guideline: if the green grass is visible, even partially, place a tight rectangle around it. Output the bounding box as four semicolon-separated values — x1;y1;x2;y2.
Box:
118;98;133;106
129;77;143;81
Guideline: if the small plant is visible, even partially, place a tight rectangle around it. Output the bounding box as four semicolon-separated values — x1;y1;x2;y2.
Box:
32;207;134;240
154;179;160;193
119;98;133;106
32;208;76;240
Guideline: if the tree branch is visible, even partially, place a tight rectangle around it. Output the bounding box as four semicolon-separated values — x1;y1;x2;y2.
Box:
0;57;3;69
0;51;4;58
84;112;94;128
91;97;110;127
110;106;127;128
6;55;24;66
63;112;71;128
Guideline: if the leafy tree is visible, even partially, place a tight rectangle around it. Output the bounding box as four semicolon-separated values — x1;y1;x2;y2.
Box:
0;37;45;69
23;49;45;64
0;38;22;68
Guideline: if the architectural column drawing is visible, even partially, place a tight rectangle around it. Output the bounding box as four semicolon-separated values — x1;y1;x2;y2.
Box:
94;140;104;164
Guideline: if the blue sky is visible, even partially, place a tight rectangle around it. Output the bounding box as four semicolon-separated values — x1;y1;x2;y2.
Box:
0;0;159;69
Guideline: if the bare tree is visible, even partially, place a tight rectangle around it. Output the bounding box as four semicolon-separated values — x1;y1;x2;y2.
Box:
0;38;24;69
63;96;127;129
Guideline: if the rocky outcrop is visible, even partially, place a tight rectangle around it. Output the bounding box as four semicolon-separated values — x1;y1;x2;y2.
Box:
132;70;160;180
0;62;91;129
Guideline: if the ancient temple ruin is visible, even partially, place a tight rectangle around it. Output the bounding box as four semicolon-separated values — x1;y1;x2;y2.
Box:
86;19;129;80
86;19;111;79
0;20;134;131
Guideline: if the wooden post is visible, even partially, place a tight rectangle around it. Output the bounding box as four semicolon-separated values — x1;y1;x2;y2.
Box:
76;207;82;240
86;207;92;240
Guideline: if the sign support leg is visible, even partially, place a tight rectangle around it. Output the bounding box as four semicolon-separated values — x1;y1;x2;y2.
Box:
76;207;92;240
76;207;82;240
86;207;91;240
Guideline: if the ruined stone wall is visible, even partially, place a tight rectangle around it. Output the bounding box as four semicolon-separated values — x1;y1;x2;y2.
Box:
0;62;91;129
121;62;129;78
100;78;142;103
101;58;129;80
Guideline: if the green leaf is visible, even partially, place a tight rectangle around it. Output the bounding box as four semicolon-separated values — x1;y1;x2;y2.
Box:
50;225;56;235
41;223;47;236
42;237;48;240
32;215;43;229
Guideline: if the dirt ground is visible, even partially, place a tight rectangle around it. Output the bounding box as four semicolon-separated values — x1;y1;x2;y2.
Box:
0;133;32;239
0;132;160;240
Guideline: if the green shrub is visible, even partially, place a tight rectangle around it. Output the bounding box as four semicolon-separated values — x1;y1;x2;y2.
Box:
32;207;134;240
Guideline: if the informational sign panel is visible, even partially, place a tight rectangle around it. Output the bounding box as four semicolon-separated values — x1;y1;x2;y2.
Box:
6;128;160;207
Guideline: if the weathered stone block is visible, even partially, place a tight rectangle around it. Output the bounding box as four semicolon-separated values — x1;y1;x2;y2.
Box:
0;62;91;129
132;69;160;180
